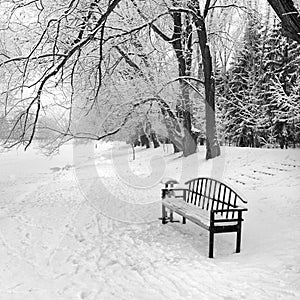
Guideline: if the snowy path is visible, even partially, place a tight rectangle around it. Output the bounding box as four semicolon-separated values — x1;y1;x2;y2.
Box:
0;144;299;299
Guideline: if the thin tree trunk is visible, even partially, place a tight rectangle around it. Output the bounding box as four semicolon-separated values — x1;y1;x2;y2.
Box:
150;131;160;148
131;143;135;160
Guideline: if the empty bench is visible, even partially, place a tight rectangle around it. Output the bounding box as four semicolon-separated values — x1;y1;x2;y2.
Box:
161;178;248;258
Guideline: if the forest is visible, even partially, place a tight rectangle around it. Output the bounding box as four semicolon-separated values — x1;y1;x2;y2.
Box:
0;0;299;157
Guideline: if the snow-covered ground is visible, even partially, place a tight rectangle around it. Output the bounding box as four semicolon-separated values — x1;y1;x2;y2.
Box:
0;142;299;300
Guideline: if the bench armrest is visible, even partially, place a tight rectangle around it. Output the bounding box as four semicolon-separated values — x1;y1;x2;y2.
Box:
162;188;189;199
166;188;189;192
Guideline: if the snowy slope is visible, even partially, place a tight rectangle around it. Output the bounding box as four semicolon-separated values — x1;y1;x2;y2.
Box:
0;142;299;300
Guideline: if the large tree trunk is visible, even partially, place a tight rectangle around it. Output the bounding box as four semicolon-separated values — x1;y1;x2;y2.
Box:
193;1;221;159
172;9;197;157
204;81;220;159
267;0;300;43
132;0;196;156
181;83;197;156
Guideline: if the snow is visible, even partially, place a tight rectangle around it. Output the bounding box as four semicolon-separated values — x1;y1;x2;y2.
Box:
0;142;299;299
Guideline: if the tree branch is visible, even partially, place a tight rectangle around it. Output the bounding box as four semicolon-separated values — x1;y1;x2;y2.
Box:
130;0;172;42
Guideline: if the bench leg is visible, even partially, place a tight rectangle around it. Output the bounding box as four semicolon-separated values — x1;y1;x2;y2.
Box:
209;230;214;258
182;217;186;224
236;211;242;253
236;222;242;253
162;205;167;224
169;210;173;222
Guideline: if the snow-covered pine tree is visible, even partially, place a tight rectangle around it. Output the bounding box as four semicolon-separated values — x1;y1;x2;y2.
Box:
261;20;300;147
218;13;264;147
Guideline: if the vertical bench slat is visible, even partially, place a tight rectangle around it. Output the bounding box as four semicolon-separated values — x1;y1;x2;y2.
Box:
202;179;208;209
194;179;200;205
226;190;232;218
206;179;213;210
198;179;204;208
194;180;198;204
221;186;226;216
232;194;237;218
200;179;204;208
187;182;192;203
189;181;195;203
190;181;194;204
190;181;195;204
212;181;218;211
216;183;222;211
193;180;198;205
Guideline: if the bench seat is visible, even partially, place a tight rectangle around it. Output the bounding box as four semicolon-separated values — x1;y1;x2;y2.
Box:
163;196;241;229
163;196;211;229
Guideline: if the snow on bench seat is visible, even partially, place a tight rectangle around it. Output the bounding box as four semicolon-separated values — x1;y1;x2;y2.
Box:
162;196;211;229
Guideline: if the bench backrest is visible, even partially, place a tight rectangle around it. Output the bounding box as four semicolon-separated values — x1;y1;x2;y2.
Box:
184;177;247;218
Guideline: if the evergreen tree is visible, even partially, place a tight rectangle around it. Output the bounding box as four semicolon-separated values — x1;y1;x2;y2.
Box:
218;15;300;148
218;14;264;147
262;21;300;147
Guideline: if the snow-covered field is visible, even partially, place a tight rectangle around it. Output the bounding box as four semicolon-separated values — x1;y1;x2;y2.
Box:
0;142;299;300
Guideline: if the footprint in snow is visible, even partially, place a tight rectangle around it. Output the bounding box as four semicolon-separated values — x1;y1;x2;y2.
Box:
80;291;90;299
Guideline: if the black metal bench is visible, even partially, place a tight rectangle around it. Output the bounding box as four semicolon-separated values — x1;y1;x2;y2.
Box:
161;178;248;258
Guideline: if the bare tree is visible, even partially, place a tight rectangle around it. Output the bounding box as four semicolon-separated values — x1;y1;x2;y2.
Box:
0;0;124;149
0;0;250;160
